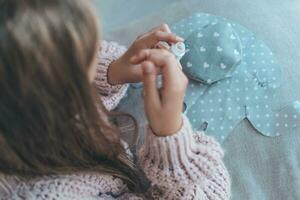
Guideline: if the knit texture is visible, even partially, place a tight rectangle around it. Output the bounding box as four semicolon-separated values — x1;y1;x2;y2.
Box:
0;41;231;200
94;40;129;111
139;115;230;200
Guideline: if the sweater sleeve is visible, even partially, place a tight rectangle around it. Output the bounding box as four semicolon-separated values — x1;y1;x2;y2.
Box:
94;40;129;111
138;115;231;200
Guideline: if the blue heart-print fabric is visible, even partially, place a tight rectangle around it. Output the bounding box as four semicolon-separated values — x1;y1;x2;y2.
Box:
181;20;242;84
172;13;300;142
117;12;300;144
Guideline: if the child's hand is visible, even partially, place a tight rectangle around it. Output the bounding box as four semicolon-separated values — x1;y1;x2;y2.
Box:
130;49;188;136
108;24;184;85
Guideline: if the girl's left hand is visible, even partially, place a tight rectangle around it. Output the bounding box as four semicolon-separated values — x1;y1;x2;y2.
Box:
107;24;184;85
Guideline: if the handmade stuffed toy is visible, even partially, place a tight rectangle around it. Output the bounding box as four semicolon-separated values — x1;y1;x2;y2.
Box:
117;13;300;143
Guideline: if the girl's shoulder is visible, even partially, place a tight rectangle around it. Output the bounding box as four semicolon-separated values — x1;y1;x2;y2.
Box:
0;172;129;199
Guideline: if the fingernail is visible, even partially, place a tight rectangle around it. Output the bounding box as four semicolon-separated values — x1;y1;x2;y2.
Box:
157;42;170;50
176;36;184;42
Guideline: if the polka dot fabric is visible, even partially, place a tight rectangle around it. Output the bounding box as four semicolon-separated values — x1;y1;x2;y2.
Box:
172;13;300;142
181;19;242;84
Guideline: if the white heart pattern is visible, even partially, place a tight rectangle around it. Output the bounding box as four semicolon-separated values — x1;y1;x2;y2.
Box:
217;46;223;52
197;32;203;38
234;49;240;55
230;34;236;40
220;63;227;69
200;46;206;52
203;62;210;68
187;62;193;68
213;32;220;37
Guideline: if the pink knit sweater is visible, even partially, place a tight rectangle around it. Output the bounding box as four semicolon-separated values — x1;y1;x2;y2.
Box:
0;41;231;200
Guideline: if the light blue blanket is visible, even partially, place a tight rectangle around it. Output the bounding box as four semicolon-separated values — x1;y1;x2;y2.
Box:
96;0;300;199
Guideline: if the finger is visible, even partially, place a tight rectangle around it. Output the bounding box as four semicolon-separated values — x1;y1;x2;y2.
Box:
142;61;161;111
159;23;172;33
140;24;172;43
139;31;184;49
130;49;173;70
141;51;187;111
155;41;170;50
130;49;182;91
155;23;171;33
130;49;150;64
151;31;184;44
130;49;164;64
149;23;171;33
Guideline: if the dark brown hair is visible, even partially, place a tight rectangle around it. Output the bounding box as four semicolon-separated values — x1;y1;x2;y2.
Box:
0;0;147;193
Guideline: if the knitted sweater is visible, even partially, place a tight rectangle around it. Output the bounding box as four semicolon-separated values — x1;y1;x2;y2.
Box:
0;41;231;200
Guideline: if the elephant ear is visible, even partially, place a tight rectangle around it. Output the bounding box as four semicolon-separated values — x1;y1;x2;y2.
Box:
247;101;300;137
171;13;287;143
180;21;242;84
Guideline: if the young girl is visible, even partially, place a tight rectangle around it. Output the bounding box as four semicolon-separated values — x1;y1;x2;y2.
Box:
0;0;230;199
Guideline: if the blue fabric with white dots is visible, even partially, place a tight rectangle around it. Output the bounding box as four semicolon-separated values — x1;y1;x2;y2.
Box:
117;12;300;144
181;19;242;84
172;13;300;143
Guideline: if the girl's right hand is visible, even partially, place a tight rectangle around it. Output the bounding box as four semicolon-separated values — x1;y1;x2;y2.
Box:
108;24;184;85
130;49;188;137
